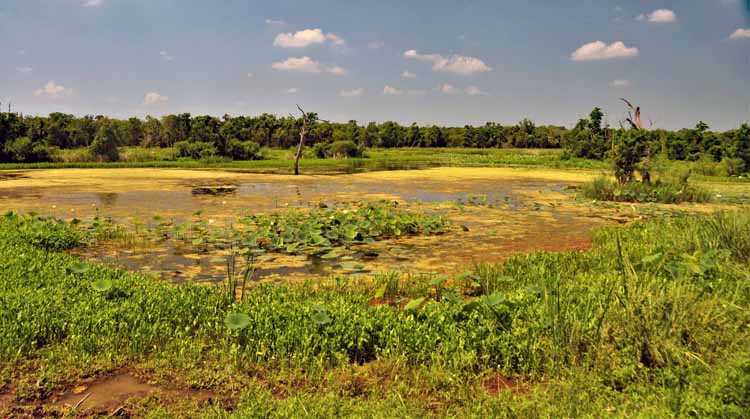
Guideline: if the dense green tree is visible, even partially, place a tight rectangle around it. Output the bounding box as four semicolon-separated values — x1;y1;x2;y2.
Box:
90;119;120;162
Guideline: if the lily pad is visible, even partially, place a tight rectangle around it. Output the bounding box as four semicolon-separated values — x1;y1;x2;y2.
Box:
224;312;251;331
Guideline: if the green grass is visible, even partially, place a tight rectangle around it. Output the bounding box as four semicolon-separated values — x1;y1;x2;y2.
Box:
1;211;749;417
0;147;609;172
581;176;715;204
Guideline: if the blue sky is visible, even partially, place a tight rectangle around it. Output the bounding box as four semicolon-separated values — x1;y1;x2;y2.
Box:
1;0;749;130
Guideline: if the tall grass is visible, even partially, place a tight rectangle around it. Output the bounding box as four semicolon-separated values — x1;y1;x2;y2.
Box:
581;176;713;203
1;211;749;416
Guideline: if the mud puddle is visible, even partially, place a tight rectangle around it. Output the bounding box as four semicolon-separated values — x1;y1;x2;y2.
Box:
56;373;214;413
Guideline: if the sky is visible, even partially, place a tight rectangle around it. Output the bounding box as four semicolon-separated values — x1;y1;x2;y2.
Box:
1;0;749;130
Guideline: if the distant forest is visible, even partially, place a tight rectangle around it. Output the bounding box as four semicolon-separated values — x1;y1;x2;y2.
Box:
0;109;748;172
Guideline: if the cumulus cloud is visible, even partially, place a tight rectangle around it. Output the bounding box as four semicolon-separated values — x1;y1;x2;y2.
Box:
16;66;33;74
247;72;254;78
729;28;750;40
326;66;347;76
265;18;285;25
273;28;345;48
571;41;639;61
34;81;72;99
143;92;168;106
437;83;460;94
383;86;403;95
285;88;299;94
83;0;104;6
610;79;631;88
368;40;385;49
401;70;416;79
325;33;345;46
637;9;676;23
272;56;322;73
271;56;346;75
403;49;491;75
464;86;486;96
339;88;364;97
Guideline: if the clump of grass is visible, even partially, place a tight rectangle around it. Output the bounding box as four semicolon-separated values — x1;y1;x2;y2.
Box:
581;176;713;204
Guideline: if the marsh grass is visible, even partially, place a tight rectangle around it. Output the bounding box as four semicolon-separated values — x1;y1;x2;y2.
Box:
582;176;713;204
1;210;749;417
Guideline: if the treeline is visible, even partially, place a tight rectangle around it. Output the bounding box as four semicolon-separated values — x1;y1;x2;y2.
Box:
565;108;750;175
0;112;565;163
0;110;748;172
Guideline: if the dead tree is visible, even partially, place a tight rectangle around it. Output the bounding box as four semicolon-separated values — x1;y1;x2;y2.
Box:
292;106;326;176
293;105;311;176
620;98;652;184
620;98;643;130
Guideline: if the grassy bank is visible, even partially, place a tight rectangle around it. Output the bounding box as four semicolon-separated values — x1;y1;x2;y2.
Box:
1;210;749;417
0;148;607;173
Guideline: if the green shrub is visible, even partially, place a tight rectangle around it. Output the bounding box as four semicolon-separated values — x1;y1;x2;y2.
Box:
227;139;262;161
175;141;217;159
326;140;362;158
313;140;363;159
718;157;746;177
3;137;54;162
581;176;713;204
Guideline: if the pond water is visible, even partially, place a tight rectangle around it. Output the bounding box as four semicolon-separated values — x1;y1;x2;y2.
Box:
0;167;687;283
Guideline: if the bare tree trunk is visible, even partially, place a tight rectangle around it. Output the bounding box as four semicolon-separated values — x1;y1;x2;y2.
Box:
293;105;308;176
620;98;643;130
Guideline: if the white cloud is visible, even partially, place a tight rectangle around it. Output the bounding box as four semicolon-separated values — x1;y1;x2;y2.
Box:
437;83;460;94
729;28;750;40
571;41;639;61
326;66;347;76
339;88;363;97
401;70;416;79
285;88;299;94
271;56;346;75
368;40;385;49
273;28;344;48
34;81;72;99
464;86;486;96
610;79;631;88
383;86;403;95
272;56;322;73
265;18;285;25
403;49;491;75
143;92;168;106
160;51;174;62
16;66;33;74
247;72;254;78
83;0;104;6
325;33;345;46
638;9;676;23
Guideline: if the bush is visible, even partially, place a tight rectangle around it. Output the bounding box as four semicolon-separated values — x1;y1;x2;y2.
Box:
581;176;712;204
175;141;217;159
3;137;54;162
227;139;262;161
313;140;363;159
718;157;746;177
613;130;647;184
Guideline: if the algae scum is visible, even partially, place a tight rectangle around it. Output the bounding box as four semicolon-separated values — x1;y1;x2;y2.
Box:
0;167;701;283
